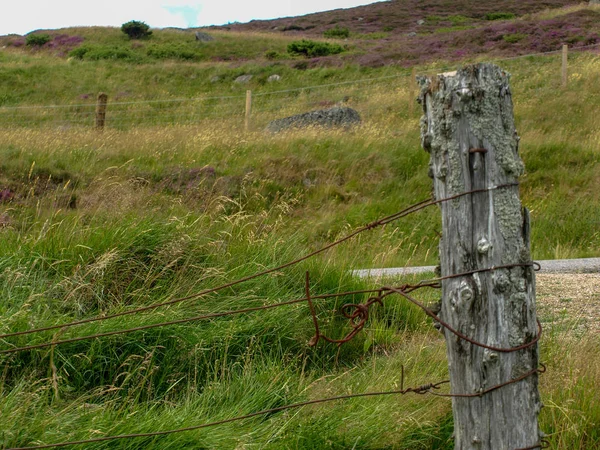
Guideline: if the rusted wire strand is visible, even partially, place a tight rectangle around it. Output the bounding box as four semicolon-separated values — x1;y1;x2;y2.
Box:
308;281;437;347
0;182;518;342
0;287;398;356
3;380;452;450
429;364;546;398
384;284;542;353
4;364;547;450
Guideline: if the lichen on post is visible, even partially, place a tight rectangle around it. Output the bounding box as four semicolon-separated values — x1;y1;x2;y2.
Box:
418;64;542;449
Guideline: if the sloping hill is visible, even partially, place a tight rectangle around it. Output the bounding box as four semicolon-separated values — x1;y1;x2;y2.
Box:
219;0;582;36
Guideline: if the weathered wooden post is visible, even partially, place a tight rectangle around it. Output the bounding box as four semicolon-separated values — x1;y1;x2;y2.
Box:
562;44;568;88
409;66;417;116
419;64;542;449
95;92;108;130
245;89;252;132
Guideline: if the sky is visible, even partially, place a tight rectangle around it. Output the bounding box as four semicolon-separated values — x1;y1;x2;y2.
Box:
0;0;383;36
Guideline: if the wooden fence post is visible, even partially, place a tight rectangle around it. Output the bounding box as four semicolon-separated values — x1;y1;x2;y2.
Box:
95;93;108;130
419;64;541;449
245;89;252;132
409;66;417;117
562;44;568;88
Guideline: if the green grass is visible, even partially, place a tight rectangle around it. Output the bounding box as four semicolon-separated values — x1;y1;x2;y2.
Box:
0;18;599;450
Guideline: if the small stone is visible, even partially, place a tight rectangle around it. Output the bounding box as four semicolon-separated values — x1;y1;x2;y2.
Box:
407;32;417;37
267;74;281;82
234;74;253;84
195;31;214;42
417;19;425;25
210;76;221;83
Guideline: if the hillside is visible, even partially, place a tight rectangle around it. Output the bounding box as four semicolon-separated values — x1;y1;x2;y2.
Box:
0;0;598;80
0;1;599;449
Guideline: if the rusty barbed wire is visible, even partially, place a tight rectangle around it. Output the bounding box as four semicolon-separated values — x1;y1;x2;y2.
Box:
429;364;546;398
307;274;441;347
0;183;518;346
0;261;539;356
0;285;402;356
4;362;547;450
385;284;542;354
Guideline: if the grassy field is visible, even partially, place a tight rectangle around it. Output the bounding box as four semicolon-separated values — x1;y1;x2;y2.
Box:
1;5;600;449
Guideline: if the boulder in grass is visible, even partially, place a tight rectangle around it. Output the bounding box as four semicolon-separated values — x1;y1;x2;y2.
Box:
195;31;214;42
234;74;253;84
266;106;361;133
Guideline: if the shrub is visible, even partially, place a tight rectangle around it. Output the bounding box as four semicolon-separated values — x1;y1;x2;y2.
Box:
265;50;281;60
287;40;344;58
121;20;152;39
324;26;350;39
447;15;471;25
503;33;526;44
382;26;394;32
485;12;516;21
281;25;304;32
26;34;51;47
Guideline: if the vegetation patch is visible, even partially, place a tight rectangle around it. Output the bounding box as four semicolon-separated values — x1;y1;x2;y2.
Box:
323;25;350;39
485;12;517;21
25;33;51;47
287;39;345;57
121;20;153;39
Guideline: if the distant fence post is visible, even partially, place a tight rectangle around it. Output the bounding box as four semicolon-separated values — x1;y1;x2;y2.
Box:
409;66;417;116
245;90;252;132
419;64;541;449
562;44;568;88
95;93;108;130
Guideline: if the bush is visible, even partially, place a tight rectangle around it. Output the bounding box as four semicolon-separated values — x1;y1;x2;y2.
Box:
485;12;516;21
324;26;350;39
26;34;51;47
287;40;344;58
121;20;152;39
265;50;281;60
503;33;526;44
281;25;305;32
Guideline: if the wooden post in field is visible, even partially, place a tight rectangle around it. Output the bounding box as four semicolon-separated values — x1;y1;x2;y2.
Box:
409;66;417;116
562;44;568;88
245;89;252;132
419;64;541;449
95;93;108;130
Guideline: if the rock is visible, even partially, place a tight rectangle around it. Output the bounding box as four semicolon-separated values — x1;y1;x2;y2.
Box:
407;32;417;37
267;74;281;82
417;19;425;25
266;106;361;133
357;17;364;21
234;74;253;84
210;76;221;83
195;31;214;42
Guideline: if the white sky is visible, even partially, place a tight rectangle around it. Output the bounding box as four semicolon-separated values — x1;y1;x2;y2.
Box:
0;0;383;35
